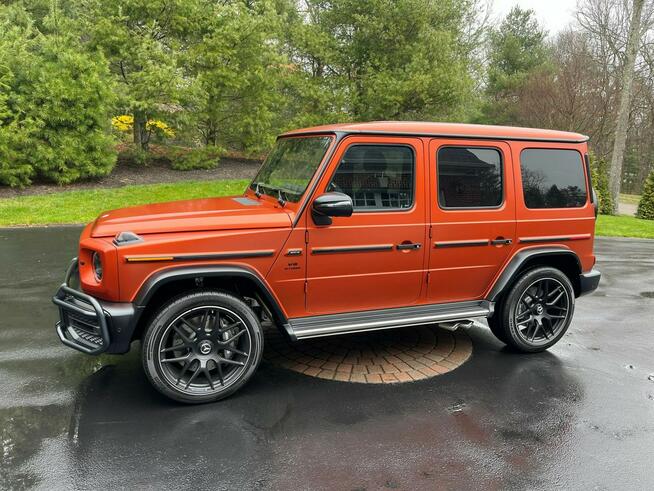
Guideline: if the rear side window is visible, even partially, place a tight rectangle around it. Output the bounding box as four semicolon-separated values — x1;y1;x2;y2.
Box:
520;149;587;209
328;145;414;211
437;147;503;208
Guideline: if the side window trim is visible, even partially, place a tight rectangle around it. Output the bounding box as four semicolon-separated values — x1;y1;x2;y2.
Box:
326;143;417;214
436;145;505;211
520;148;588;209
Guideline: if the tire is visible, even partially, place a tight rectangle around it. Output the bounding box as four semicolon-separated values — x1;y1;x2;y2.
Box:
493;267;575;353
142;290;264;404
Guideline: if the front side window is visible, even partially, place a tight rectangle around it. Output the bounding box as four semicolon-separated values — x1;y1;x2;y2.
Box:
250;136;332;203
327;145;414;211
520;149;587;209
437;147;503;208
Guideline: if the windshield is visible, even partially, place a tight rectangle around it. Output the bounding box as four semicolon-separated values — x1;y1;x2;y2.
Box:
250;136;332;203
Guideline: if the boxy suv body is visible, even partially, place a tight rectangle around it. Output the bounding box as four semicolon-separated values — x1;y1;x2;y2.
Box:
53;122;601;403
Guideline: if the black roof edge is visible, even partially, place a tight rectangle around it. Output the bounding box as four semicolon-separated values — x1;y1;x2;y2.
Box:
278;129;589;144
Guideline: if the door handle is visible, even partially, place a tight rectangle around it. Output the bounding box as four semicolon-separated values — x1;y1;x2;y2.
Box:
491;237;513;246
396;242;422;250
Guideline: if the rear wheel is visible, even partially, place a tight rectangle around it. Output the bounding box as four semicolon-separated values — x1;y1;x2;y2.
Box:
491;267;575;353
142;291;263;404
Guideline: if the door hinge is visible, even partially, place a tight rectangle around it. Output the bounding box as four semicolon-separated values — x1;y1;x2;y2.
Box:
428;225;433;239
304;230;309;244
426;271;431;284
304;280;308;293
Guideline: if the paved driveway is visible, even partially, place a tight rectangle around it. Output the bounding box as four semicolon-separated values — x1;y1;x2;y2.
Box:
1;228;653;490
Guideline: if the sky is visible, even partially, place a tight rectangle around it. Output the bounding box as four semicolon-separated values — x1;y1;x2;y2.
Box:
492;0;577;36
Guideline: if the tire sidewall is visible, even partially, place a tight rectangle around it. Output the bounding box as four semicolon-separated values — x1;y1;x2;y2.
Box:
142;290;263;404
503;267;575;353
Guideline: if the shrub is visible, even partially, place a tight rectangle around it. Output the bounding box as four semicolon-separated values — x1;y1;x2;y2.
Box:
637;169;654;220
589;153;614;215
117;144;150;167
171;146;224;171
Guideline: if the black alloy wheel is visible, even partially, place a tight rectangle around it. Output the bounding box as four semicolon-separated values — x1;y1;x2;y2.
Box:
492;266;575;353
142;291;263;403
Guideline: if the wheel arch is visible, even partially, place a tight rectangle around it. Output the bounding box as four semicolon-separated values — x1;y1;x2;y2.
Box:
129;265;288;343
487;247;582;303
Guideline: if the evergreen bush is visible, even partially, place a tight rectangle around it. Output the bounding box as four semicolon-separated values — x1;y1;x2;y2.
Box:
636;170;654;220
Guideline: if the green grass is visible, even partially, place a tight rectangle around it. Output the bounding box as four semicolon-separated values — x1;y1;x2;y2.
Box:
619;193;641;205
1;180;654;239
0;179;249;226
596;214;654;239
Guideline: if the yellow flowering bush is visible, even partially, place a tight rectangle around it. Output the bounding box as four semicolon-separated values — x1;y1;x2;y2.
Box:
111;115;175;138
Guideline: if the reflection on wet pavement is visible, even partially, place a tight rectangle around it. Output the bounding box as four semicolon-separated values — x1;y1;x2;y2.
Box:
1;228;653;489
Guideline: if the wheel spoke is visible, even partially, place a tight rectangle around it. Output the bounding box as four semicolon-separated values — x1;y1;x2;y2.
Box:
217;357;245;367
172;324;193;343
548;314;566;319
185;366;202;389
516;309;531;320
161;354;191;364
176;359;192;384
220;329;247;344
204;368;215;390
160;343;190;353
547;290;564;306
216;361;225;386
218;321;241;335
226;347;249;357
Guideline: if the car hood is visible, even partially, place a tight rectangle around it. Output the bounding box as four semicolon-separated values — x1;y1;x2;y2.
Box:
90;196;291;238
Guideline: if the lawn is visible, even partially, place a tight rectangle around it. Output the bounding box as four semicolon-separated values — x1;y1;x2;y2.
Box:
595;214;654;239
0;179;249;226
1;181;653;239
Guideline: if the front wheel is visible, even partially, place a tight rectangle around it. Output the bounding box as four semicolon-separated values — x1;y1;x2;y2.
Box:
142;290;263;404
492;267;575;353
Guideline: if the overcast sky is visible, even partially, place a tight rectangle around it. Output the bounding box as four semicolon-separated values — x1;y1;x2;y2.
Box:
492;0;577;36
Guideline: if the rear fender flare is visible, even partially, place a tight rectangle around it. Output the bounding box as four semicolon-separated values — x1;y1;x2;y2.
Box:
487;247;582;302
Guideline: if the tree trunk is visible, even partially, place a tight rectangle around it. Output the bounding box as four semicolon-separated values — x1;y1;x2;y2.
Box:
609;0;645;214
133;111;149;151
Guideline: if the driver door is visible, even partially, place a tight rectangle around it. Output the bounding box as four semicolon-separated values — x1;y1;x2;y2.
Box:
305;136;427;315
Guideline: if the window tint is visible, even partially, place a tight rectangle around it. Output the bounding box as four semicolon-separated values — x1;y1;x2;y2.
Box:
437;147;503;208
328;145;414;211
520;149;587;208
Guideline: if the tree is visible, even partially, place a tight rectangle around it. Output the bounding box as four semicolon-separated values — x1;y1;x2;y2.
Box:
480;6;549;125
590;153;614;215
82;0;204;150
637;169;654;219
0;3;116;186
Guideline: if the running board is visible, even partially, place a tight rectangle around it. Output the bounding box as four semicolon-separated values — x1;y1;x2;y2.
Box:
285;300;493;341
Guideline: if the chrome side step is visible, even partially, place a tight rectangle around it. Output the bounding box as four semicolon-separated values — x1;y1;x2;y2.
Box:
285;300;493;341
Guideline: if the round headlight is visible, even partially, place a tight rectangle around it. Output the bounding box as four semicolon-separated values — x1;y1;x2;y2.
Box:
92;252;103;281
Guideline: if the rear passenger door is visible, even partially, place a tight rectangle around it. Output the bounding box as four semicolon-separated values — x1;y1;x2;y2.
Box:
427;139;516;304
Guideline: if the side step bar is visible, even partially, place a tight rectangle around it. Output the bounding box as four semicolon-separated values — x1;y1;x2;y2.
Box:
285;300;493;341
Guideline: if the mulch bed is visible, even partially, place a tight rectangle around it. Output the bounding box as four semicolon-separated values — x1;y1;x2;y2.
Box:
0;157;262;198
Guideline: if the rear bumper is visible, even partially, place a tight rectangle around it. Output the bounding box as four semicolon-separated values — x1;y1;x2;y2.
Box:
579;269;601;297
52;258;136;355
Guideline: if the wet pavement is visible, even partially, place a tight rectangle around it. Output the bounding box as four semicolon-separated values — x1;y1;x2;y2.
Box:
1;228;653;490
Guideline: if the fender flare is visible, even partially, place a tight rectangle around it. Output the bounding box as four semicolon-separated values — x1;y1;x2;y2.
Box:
486;247;582;302
133;264;288;325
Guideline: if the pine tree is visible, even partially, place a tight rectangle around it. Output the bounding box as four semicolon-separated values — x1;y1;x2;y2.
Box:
636;169;654;220
590;153;614;215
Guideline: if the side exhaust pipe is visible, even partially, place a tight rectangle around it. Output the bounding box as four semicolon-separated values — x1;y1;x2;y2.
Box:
438;320;474;331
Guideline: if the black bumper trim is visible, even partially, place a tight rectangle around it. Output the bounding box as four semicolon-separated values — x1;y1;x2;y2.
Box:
53;258;137;355
579;269;601;297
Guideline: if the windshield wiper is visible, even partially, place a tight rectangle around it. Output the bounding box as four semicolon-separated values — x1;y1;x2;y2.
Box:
277;189;287;207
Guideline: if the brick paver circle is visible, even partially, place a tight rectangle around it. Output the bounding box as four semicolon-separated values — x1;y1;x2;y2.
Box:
263;325;473;384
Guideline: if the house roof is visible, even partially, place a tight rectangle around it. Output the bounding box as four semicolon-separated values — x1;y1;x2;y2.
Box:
280;121;588;143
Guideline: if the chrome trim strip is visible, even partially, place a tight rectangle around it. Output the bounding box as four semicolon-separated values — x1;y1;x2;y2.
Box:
434;239;490;249
125;250;275;263
518;234;591;244
288;300;493;340
311;244;394;255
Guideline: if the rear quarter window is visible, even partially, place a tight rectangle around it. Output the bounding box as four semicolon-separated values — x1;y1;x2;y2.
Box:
520;149;587;209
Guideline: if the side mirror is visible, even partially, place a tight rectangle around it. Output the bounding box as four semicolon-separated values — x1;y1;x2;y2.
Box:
311;192;353;225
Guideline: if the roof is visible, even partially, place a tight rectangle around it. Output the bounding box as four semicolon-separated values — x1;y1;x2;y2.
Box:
280;121;588;143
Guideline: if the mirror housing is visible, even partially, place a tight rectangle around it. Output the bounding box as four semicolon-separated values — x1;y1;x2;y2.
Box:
311;192;353;225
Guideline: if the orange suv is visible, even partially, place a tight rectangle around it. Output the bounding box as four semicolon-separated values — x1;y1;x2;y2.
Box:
53;122;601;403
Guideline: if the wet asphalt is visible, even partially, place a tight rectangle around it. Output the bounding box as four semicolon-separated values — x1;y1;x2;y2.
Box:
1;227;653;490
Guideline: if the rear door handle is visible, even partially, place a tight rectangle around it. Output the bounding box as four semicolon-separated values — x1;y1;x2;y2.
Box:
396;242;422;250
491;238;513;246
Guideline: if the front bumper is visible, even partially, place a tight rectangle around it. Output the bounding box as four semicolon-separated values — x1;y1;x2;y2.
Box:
579;268;601;297
52;258;136;355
